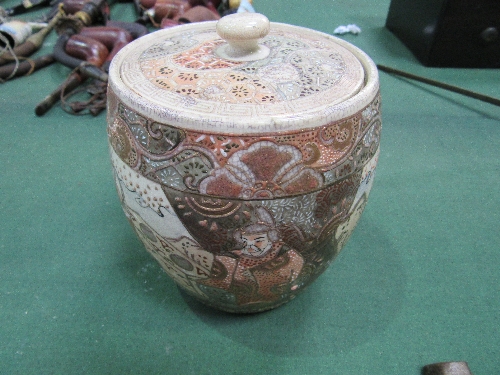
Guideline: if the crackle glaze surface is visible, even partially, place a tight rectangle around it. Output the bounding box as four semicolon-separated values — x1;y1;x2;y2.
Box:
136;31;363;106
109;21;378;133
107;20;381;312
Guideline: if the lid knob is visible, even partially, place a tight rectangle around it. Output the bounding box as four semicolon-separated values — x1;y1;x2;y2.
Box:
216;13;270;61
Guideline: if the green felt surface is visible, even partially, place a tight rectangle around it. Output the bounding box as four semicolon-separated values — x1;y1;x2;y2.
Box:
1;0;499;374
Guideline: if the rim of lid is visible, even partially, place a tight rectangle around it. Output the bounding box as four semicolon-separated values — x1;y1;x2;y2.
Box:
108;20;379;134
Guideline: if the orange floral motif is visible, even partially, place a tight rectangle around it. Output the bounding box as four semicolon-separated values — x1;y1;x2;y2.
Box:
188;133;247;163
199;141;324;199
172;40;244;70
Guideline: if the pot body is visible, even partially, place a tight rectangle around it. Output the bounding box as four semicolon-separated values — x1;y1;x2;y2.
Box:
107;19;381;313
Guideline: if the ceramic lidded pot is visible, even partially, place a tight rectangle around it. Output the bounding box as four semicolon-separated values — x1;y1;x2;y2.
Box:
107;13;381;313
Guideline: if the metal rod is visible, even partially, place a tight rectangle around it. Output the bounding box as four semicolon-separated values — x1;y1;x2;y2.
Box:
377;64;500;107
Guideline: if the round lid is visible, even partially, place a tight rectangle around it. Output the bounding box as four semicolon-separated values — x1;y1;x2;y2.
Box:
109;13;378;134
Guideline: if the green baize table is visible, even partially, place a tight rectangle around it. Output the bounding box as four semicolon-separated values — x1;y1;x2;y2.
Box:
1;0;499;373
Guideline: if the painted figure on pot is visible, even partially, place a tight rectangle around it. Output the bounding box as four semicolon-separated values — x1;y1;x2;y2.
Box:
200;206;304;307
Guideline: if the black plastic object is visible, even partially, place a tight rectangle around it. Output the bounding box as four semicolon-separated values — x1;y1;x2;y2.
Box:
422;361;473;375
386;0;500;68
